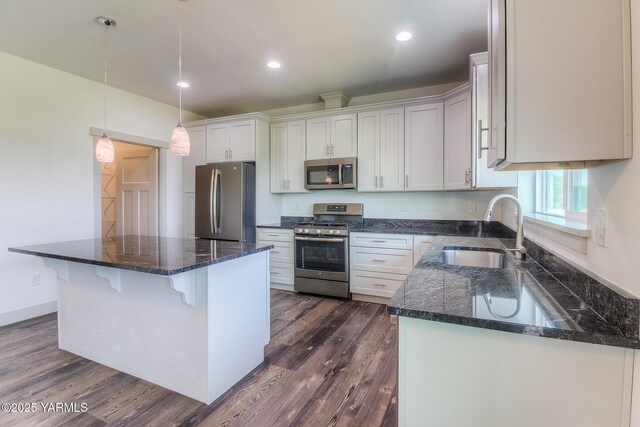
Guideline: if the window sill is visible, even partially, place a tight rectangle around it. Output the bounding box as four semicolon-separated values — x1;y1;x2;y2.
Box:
523;213;591;238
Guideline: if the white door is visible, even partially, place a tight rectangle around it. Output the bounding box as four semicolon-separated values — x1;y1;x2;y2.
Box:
405;103;444;191
229;120;255;161
270;123;287;193
286;120;306;192
206;124;229;163
331;114;357;158
379;108;405;192
306;117;331;160
444;90;472;190
116;144;158;236
357;111;380;192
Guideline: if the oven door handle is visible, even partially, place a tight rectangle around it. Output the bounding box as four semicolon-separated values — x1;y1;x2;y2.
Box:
295;237;346;243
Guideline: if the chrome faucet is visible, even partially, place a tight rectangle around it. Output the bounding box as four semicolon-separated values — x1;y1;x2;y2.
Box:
484;194;527;259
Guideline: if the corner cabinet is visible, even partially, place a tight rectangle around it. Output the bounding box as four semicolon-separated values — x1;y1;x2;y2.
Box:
206;120;256;163
357;108;405;192
306;114;357;160
270;120;306;193
443;89;472;190
488;0;632;170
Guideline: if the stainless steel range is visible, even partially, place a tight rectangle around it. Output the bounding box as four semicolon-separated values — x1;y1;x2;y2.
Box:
294;203;364;298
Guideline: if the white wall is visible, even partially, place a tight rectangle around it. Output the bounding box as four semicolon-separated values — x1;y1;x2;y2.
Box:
500;1;640;299
0;51;203;326
282;190;505;220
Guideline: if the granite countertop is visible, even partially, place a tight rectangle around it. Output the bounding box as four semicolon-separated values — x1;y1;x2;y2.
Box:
9;236;273;276
387;236;640;349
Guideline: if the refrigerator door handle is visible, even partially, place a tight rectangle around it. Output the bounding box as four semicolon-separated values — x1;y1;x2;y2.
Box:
211;169;220;234
215;171;222;233
209;169;215;233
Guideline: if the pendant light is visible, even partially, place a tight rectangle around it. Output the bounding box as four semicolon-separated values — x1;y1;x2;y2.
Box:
95;17;116;163
170;0;190;156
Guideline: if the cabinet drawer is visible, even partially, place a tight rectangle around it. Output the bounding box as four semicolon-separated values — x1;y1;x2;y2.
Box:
350;270;406;298
350;247;413;275
350;232;413;249
257;228;293;242
257;240;294;264
270;262;294;286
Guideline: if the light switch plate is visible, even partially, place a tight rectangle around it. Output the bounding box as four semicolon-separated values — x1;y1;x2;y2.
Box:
595;208;608;247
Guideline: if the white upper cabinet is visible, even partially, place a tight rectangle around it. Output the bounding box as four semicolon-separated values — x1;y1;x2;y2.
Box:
357;108;405;192
405;103;444;191
270;120;306;193
182;125;206;193
443;89;472;190
306;114;357;160
489;0;632;170
206;119;256;163
330;114;358;158
471;53;517;188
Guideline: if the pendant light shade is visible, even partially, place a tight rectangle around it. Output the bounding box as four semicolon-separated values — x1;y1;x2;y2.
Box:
170;123;190;156
96;132;115;162
96;16;116;163
171;0;190;156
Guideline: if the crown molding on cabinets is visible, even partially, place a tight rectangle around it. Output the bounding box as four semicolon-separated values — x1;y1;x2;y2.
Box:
185;112;272;127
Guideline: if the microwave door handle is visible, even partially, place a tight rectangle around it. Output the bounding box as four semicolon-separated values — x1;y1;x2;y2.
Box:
338;164;343;185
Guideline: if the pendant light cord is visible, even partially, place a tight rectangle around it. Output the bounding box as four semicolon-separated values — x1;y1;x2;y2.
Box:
178;1;183;124
103;21;109;134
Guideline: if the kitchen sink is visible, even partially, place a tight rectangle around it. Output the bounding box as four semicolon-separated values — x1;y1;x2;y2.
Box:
439;247;514;269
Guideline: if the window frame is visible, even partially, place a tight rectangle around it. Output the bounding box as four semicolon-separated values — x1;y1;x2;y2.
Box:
535;169;587;222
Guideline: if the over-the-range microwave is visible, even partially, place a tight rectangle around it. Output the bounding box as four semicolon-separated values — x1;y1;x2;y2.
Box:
304;157;357;190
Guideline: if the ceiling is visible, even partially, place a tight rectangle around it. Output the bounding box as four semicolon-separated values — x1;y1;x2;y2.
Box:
0;0;488;118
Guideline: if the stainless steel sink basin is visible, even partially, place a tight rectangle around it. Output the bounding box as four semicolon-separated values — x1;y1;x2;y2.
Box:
439;247;513;269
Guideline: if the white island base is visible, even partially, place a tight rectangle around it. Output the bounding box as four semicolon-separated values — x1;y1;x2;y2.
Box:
43;251;269;404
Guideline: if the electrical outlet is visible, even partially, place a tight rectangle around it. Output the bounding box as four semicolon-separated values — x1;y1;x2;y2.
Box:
595;208;608;247
400;201;408;212
467;202;477;213
30;273;40;286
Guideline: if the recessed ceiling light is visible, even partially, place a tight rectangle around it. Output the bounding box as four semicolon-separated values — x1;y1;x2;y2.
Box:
395;31;413;42
177;81;190;88
267;61;281;69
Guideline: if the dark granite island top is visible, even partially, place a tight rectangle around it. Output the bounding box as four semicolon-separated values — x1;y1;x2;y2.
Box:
387;236;640;350
8;236;273;276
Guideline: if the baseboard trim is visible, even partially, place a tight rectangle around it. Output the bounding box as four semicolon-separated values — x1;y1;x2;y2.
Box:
270;283;295;292
0;300;58;327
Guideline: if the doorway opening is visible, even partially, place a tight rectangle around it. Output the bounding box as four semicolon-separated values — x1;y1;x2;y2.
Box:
101;140;159;239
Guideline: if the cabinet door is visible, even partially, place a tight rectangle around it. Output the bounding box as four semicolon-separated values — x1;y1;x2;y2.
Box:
229;120;255;161
444;90;472;190
487;0;506;167
357;111;379;192
473;61;517;188
306;117;331;160
270;123;287;193
183;126;206;192
183;192;196;238
379;108;405;192
405;103;444;191
206;124;229;163
331;114;357;158
286;120;307;192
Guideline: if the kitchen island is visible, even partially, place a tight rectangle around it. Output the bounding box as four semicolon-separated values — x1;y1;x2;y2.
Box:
388;235;640;427
9;236;273;404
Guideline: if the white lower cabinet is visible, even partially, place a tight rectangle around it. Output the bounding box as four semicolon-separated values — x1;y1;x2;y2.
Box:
398;316;634;427
257;228;294;287
350;232;414;301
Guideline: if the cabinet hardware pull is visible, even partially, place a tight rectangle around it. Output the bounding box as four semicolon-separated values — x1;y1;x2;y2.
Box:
272;272;279;275
373;283;387;287
380;176;383;188
372;240;387;243
229;149;232;159
374;176;378;188
330;145;334;157
372;259;387;263
405;174;409;188
477;119;489;160
326;145;329;156
271;251;280;254
268;234;280;237
225;149;228;160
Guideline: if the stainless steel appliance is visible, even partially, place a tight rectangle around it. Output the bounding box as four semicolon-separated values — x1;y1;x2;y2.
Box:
294;203;363;298
304;157;357;190
195;162;256;243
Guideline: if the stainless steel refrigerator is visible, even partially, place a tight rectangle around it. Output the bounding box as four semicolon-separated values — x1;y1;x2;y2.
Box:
195;162;256;243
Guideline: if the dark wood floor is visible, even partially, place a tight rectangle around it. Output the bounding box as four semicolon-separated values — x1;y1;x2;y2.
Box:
0;290;397;426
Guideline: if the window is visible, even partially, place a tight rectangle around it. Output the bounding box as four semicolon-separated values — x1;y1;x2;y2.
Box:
536;169;587;221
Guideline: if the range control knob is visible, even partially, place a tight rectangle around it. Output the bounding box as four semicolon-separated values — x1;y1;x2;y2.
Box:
303;229;310;234
328;230;334;235
334;230;341;235
295;228;301;233
316;230;322;235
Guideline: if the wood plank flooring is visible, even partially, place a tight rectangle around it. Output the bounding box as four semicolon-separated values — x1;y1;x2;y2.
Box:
0;290;397;426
